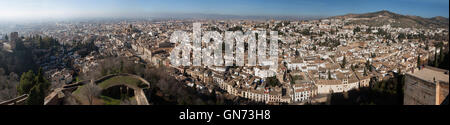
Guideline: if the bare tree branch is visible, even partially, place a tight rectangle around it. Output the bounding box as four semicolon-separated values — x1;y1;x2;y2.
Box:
80;79;101;105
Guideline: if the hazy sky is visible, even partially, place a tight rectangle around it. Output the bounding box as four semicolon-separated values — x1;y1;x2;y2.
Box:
0;0;448;20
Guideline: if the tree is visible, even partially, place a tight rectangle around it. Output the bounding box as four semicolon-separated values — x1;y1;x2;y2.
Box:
34;68;49;94
266;76;281;87
364;67;368;76
328;70;332;80
441;51;450;70
26;85;43;105
417;55;421;68
341;56;347;68
439;47;444;64
434;50;439;67
228;26;243;32
366;27;372;34
81;80;101;105
365;60;371;71
301;28;310;35
428;55;433;66
353;27;361;33
17;68;50;105
0;70;19;101
371;53;376;58
17;70;35;95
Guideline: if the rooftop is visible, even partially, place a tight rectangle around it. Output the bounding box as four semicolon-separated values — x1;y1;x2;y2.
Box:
316;79;342;85
407;67;449;84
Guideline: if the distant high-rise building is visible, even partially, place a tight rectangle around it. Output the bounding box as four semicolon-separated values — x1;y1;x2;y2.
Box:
404;67;449;105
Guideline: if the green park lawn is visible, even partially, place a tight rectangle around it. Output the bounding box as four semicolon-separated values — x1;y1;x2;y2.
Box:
71;75;144;105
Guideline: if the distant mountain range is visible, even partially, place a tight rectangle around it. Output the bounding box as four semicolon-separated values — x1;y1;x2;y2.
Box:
1;10;448;29
331;10;449;29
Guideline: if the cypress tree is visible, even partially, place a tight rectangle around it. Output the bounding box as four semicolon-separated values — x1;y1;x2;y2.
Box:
434;50;439;67
417;55;421;68
342;56;346;68
364;67;368;76
328;70;332;80
439;47;444;64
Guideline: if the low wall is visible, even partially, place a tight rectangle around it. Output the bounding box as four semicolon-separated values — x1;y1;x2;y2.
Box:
0;94;29;105
44;73;151;105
